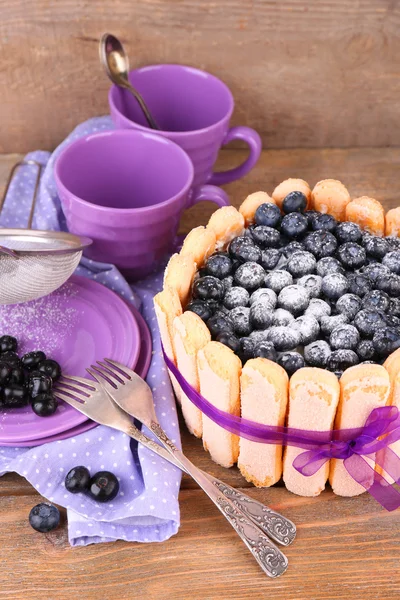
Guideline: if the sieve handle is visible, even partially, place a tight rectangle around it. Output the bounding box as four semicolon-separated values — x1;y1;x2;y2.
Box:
0;160;43;229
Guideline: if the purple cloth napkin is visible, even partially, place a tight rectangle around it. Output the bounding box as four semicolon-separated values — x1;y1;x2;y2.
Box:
0;117;182;546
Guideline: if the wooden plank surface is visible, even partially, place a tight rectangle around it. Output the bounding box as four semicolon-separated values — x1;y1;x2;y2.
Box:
2;1;400;152
1;148;400;599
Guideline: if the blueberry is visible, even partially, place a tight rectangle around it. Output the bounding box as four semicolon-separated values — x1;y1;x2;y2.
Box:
328;350;359;371
216;331;241;353
229;235;254;254
267;326;301;351
204;253;233;279
222;276;234;293
362;290;390;312
389;297;400;317
234;262;265;290
311;213;337;233
0;351;21;368
206;313;234;338
362;263;390;284
265;270;293;293
363;235;389;259
320;314;349;336
9;366;24;385
281;241;305;258
357;339;376;361
272;308;295;327
253;341;277;361
330;324;360;350
382;250;400;274
88;471;119;503
193;276;224;302
250;302;274;330
336;294;362;320
65;466;91;494
373;328;400;356
354;309;386;338
29;503;60;533
385;314;400;329
386;237;400;251
278;284;310;316
230;239;262;263
37;359;62;382
259;248;281;270
286;251;316;277
230;306;251;336
254;202;281;228
305;210;321;225
337;242;366;270
303;231;338;259
347;273;372;297
304;340;332;367
282;191;307;214
321;273;349;300
239;337;256;362
304;298;332;320
297;274;322;298
21;350;46;371
32;392;58;417
250;225;281;248
185;300;214;321
249;288;277;308
294;315;320;345
316;257;344;277
2;384;30;408
223;287;250;310
0;335;17;353
375;274;400;297
250;330;270;344
335;221;362;244
280;213;308;238
27;371;53;398
0;362;11;386
277;351;305;376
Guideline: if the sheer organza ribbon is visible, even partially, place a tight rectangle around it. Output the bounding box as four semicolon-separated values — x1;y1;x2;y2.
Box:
162;347;400;511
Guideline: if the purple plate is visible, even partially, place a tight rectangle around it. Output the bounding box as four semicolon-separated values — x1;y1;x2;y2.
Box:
0;303;153;447
0;276;141;443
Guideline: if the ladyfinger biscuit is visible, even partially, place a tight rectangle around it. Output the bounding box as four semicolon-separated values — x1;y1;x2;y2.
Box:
163;253;197;307
172;312;211;438
385;207;400;238
329;364;391;497
207;206;245;250
197;341;241;467
239;191;275;226
272;179;312;211
345;196;385;236
381;349;400;483
311;179;351;221
238;358;289;487
283;368;340;497
180;226;217;268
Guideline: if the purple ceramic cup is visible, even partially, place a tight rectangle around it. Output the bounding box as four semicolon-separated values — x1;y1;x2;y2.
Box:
54;129;229;280
109;64;262;190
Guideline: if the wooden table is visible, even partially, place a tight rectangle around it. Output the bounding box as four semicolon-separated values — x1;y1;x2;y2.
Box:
1;148;400;600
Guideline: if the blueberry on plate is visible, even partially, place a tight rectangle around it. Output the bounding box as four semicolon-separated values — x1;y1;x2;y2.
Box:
206;313;234;338
234;262;265;290
382;250;400;274
321;273;349;300
362;290;390;312
316;256;344;277
311;213;337;233
0;351;21;368
353;309;386;338
303;230;338;259
264;270;293;294
0;362;11;386
0;335;17;354
193;276;224;302
65;466;91;494
337;242;366;270
357;339;375;361
336;294;362;321
329;324;360;351
347;273;372;297
282;191;307;214
280;213;308;238
304;340;332;368
9;366;24;385
373;328;400;356
27;371;53;398
37;359;62;382
185;300;214;321
216;331;241;353
335;221;362;244
29;503;60;533
363;235;389;260
250;225;281;248
204;253;233;279
286;251;316;278
253;341;277;361
21;350;46;371
2;384;30;408
327;349;359;371
88;471;119;503
31;392;58;417
259;248;281;270
254;202;281;228
250;302;274;330
223;287;250;310
277;351;305;376
229;306;251;337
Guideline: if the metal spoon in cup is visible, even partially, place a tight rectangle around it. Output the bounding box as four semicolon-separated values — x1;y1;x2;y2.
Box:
99;33;159;130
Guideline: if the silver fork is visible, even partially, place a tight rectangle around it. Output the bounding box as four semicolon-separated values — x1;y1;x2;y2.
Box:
85;359;291;578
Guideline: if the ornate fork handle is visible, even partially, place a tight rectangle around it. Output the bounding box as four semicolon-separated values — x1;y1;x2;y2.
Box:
128;424;296;546
149;421;288;578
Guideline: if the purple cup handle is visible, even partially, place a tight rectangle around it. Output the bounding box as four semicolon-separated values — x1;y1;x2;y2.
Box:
188;184;230;208
208;126;262;186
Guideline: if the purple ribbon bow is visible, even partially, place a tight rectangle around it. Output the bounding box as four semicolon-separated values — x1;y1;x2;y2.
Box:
162;347;400;511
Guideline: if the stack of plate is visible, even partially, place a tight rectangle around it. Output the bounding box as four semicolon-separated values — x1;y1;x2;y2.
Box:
0;276;152;447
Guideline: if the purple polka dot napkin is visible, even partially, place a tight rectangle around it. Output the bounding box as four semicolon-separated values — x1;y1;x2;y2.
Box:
0;117;182;546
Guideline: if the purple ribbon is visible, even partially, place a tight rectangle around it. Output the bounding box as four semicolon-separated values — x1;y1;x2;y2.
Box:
162;347;400;511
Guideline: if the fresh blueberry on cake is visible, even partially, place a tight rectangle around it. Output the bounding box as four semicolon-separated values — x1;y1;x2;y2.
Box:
155;181;400;497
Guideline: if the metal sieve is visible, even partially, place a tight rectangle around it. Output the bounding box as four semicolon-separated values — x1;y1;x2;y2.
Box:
0;160;92;305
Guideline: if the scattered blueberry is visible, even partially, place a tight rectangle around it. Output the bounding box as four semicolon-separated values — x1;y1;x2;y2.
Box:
0;335;17;353
267;326;301;351
65;466;91;494
304;340;332;368
254;202;281;228
286;251;316;277
253;341;277;361
277;352;305;376
272;308;295;327
282;191;307;214
250;225;281;248
337;242;366;270
336;294;362;320
321;273;349;300
316;256;344;277
328;350;359;371
31;393;58;417
303;230;338;259
265;270;293;293
280;213;308;238
278;284;310;316
216;331;241;353
29;503;60;533
223;287;250;309
88;471;120;503
185;299;214;321
335;221;362;244
311;213;337;233
204;253;233;279
21;350;46;371
330;325;360;351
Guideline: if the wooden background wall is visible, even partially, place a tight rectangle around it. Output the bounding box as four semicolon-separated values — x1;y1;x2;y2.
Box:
1;0;400;153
